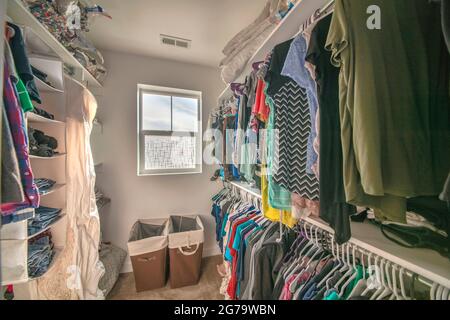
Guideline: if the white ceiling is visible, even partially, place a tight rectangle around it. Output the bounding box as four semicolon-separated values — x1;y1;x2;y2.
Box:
87;0;268;68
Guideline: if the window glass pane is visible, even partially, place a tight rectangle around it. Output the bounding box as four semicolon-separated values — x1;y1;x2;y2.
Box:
142;94;171;131
144;135;196;170
172;97;198;132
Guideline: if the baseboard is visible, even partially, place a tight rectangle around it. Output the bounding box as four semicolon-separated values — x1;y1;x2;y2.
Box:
120;245;222;274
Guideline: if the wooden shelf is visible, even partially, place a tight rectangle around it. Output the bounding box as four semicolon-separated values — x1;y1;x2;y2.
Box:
27;213;66;240
302;216;450;289
39;184;66;196
218;0;332;100
27;112;65;125
7;0;102;88
30;153;66;160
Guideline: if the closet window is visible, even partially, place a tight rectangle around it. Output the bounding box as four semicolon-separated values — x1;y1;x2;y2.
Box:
137;84;202;176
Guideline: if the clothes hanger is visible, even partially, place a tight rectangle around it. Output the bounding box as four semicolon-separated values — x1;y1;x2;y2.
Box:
276;210;284;243
283;224;316;279
362;254;379;297
377;260;393;300
436;285;444;301
370;257;386;300
399;267;411;300
287;224;317;273
288;225;324;292
333;243;353;292
338;244;359;297
317;237;343;288
430;282;438;301
391;264;401;300
441;286;449;301
347;250;370;299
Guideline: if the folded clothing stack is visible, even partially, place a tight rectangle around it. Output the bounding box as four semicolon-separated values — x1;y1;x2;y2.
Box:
28;127;58;157
28;206;62;236
34;178;56;195
28;232;54;278
32;106;55;120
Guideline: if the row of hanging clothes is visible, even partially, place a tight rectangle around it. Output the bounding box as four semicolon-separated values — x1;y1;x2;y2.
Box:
211;186;448;300
211;186;295;300
208;0;450;255
274;220;447;300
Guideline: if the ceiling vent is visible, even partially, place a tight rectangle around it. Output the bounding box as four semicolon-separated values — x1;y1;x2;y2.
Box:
160;34;191;49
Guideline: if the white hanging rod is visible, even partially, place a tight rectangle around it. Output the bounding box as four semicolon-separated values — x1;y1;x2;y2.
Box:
299;219;448;291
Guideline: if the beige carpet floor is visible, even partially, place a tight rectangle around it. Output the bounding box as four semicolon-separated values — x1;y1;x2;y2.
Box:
108;255;224;300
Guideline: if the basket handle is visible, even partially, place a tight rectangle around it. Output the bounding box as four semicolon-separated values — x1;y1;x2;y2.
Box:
178;243;200;256
137;256;156;262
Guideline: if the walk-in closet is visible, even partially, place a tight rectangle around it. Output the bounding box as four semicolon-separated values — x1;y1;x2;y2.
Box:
0;0;449;306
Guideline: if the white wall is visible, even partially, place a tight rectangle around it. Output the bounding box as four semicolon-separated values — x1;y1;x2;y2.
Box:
93;50;223;272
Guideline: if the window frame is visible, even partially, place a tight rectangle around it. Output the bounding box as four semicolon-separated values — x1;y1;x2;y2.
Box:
137;84;203;176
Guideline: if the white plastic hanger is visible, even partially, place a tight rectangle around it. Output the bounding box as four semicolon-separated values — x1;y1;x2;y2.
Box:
338;244;360;297
391;264;401;300
430;282;438;300
436;285;444;301
399;267;411;300
276;210;284;243
370;257;385;300
334;243;353;292
317;237;343;288
282;224;312;279
347;250;369;299
361;253;375;297
441;286;449;301
377;260;393;300
288;225;323;292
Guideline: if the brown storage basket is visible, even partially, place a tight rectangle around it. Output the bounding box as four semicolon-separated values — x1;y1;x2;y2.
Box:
127;219;169;292
168;215;204;289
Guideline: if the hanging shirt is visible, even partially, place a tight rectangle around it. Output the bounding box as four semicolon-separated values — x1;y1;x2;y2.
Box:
1;103;24;204
325;0;450;223
306;14;356;244
281;35;319;175
266;40;319;201
261;165;297;228
1;64;40;216
7;23;41;104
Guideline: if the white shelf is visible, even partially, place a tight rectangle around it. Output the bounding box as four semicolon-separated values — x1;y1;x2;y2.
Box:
39;184;66;196
34;75;64;93
229;181;262;199
302;216;450;289
27;213;66;240
218;0;331;101
27;112;65;125
7;0;102;88
29;54;65;93
30;153;66;160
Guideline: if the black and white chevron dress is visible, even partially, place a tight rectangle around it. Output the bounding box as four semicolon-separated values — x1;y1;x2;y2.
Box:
272;80;319;200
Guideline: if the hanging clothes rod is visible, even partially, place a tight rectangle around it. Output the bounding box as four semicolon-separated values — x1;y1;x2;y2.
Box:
295;0;335;37
227;181;262;200
299;218;449;291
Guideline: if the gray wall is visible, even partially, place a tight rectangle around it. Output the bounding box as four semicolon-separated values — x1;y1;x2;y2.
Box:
93;50;223;272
